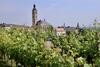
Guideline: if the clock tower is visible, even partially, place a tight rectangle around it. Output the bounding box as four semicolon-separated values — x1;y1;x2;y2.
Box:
32;4;38;27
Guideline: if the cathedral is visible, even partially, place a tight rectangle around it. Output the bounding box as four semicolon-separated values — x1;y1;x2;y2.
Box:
32;4;52;30
0;4;52;30
0;4;81;33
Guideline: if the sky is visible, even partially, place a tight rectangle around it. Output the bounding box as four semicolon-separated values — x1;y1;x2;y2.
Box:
0;0;100;27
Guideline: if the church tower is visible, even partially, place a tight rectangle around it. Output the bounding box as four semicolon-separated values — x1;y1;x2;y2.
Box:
32;4;38;27
76;22;79;29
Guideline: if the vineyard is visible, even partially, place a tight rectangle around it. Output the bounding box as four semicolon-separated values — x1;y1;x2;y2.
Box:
0;27;100;67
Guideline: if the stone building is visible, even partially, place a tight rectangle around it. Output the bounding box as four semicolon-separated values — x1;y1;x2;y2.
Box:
55;23;82;36
0;4;52;30
32;4;38;27
55;26;66;36
32;4;52;30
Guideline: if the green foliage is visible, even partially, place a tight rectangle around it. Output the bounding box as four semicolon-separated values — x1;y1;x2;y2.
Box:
0;27;99;67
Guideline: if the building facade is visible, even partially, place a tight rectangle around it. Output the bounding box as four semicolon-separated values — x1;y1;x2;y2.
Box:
0;4;52;30
32;4;38;27
32;4;52;30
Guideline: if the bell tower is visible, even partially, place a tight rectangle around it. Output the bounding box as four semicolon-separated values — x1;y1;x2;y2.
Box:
76;22;79;29
32;4;38;27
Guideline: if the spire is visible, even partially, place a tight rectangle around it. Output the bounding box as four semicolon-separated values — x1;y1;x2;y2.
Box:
77;22;79;29
32;4;38;27
94;18;97;23
63;23;66;29
33;4;36;10
33;4;36;8
44;19;46;21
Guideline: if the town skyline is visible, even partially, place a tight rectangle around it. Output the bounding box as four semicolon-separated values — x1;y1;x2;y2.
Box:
0;0;100;27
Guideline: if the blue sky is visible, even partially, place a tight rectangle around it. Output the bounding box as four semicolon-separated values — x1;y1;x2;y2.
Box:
0;0;100;27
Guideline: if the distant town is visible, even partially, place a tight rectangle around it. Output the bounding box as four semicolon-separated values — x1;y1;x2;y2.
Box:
0;4;100;36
